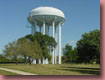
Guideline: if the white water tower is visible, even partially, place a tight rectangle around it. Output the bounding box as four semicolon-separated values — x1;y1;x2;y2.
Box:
27;7;65;64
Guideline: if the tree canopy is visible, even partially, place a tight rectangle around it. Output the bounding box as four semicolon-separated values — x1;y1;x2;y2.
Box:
76;29;100;63
63;44;78;63
25;32;57;58
3;32;57;64
2;29;100;64
62;29;100;64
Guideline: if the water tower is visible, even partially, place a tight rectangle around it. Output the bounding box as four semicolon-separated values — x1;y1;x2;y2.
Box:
27;7;65;64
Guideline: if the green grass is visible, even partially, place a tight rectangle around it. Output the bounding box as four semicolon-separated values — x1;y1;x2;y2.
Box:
0;64;100;75
0;69;18;75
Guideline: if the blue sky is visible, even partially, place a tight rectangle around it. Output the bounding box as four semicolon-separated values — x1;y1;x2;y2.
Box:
0;0;100;53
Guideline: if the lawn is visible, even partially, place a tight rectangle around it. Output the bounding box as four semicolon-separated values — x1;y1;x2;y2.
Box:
0;69;18;75
0;64;100;75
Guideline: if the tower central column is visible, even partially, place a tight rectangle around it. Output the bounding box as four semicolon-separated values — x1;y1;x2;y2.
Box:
34;21;37;34
43;20;45;35
39;26;41;33
58;23;61;64
55;26;57;64
31;23;34;36
52;21;55;64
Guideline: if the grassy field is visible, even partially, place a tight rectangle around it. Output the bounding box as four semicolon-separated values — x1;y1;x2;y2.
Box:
0;64;100;75
0;69;18;75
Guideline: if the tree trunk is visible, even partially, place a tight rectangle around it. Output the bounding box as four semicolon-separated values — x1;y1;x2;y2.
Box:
24;55;27;65
28;57;32;65
14;56;18;65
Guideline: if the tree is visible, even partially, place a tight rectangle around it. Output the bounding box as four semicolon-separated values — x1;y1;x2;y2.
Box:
3;32;56;64
0;54;4;62
28;40;42;64
25;32;57;48
25;32;56;60
3;41;20;64
71;48;78;62
77;29;100;63
63;44;78;63
18;38;42;64
17;38;29;64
